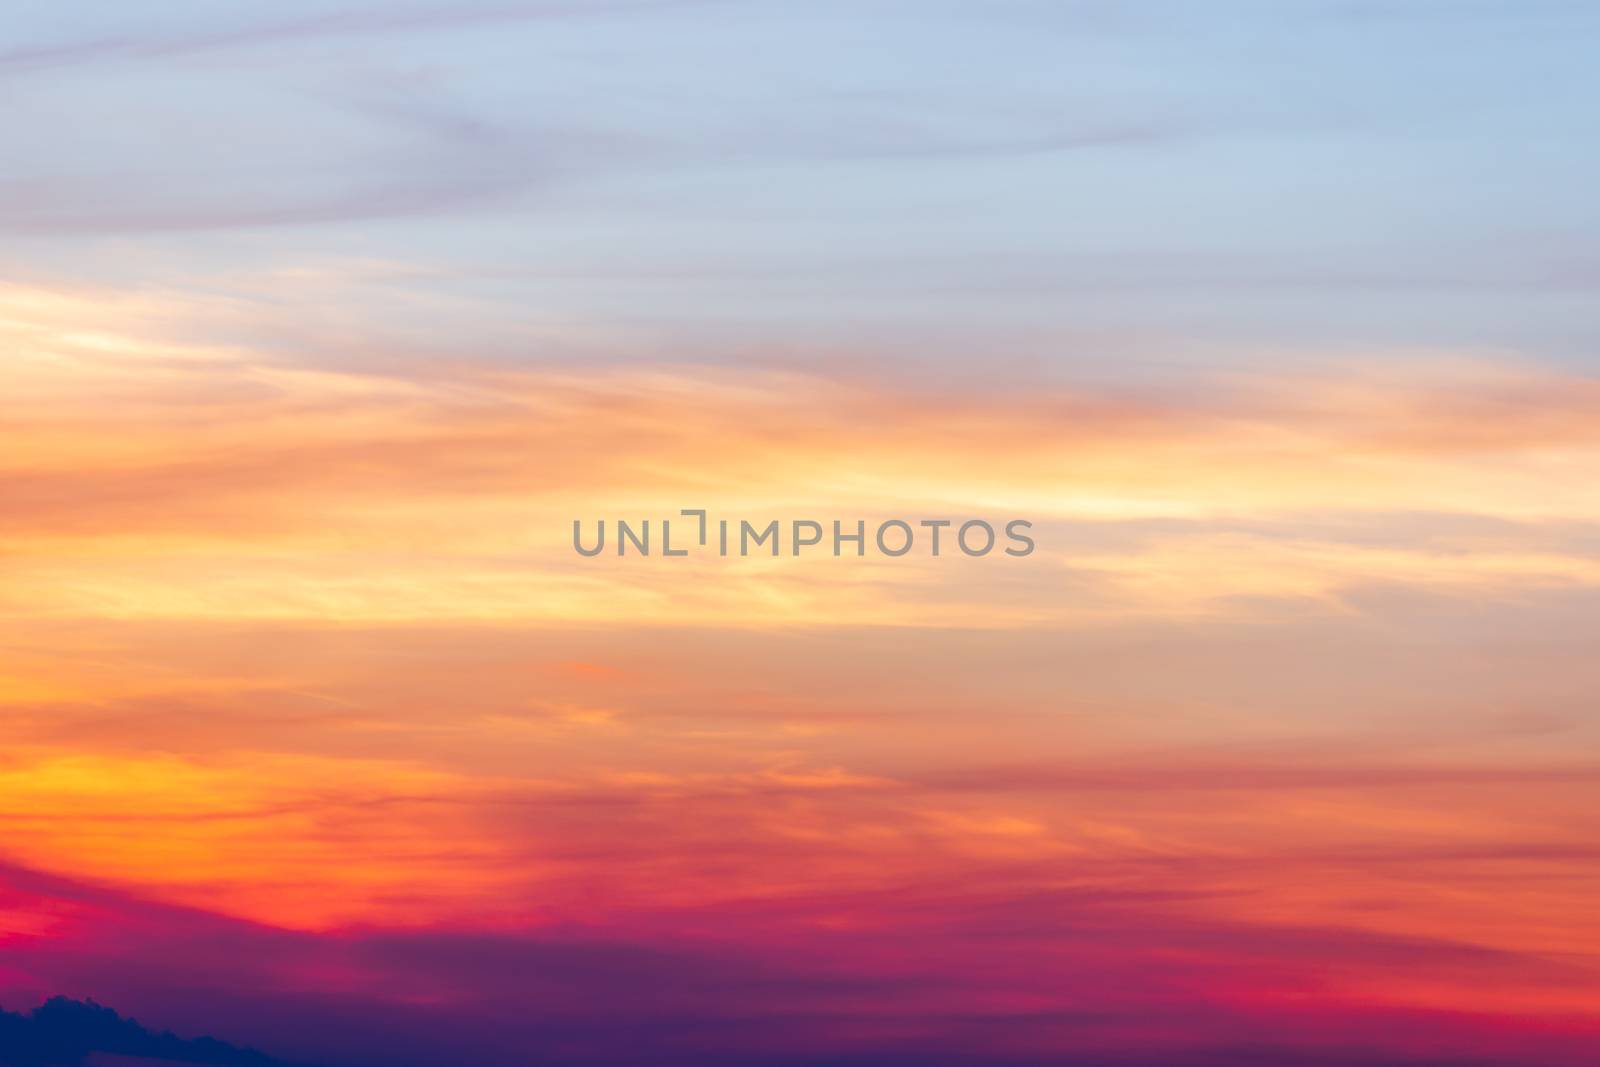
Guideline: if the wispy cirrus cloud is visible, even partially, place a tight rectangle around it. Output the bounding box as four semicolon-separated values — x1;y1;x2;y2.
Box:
0;1;721;75
3;285;1599;628
3;4;1599;1065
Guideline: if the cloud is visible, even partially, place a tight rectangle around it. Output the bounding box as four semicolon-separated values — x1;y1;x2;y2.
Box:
0;2;1232;238
1;6;1596;1065
0;2;718;76
2;288;1599;629
3;852;1597;1067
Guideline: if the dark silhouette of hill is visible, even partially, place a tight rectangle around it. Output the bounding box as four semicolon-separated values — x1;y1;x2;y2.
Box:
0;997;282;1067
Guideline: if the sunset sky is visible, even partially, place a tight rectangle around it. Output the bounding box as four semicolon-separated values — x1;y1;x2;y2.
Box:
2;3;1599;1066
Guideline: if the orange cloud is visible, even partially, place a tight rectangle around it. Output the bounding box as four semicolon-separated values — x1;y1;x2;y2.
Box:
2;281;1598;1037
3;283;1600;630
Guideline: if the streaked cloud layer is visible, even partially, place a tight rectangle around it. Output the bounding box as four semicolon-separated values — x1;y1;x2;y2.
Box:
4;282;1599;1062
2;3;1598;1065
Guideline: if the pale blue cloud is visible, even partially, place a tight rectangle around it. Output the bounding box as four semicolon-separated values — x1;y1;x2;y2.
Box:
3;0;1596;369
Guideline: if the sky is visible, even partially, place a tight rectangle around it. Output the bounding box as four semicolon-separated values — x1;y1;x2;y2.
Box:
1;3;1599;1066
